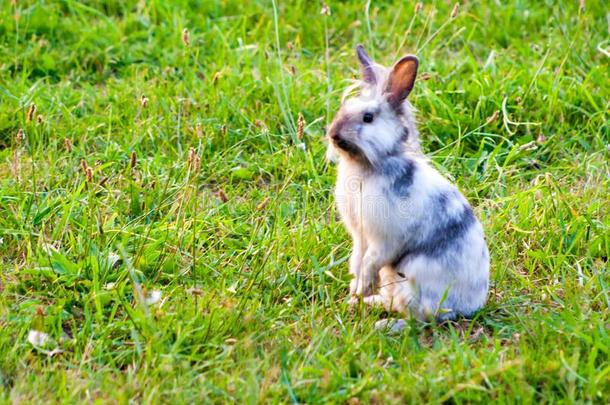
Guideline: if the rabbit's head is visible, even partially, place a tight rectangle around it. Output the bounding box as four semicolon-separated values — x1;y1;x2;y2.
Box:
327;45;420;167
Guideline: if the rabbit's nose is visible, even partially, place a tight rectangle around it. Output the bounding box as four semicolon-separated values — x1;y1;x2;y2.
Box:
327;114;348;140
328;125;341;140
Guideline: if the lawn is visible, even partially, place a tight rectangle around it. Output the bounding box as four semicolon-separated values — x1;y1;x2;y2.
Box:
0;0;608;402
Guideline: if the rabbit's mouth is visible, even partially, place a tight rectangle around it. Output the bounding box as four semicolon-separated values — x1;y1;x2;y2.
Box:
334;138;363;157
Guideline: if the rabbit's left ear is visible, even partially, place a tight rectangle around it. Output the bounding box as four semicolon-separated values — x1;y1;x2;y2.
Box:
386;55;418;110
356;44;377;85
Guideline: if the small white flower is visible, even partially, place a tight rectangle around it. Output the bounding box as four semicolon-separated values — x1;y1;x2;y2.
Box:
145;290;162;305
104;282;116;290
382;356;394;368
107;251;120;267
297;142;307;151
41;243;58;255
27;330;50;346
0;237;4;245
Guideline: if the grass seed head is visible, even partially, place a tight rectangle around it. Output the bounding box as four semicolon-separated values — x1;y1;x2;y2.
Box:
11;149;20;179
130;151;137;168
255;119;268;134
182;28;190;46
63;137;73;152
486;110;500;124
85;167;93;182
414;2;423;13
256;196;270;211
26;103;36;122
16;128;25;145
182;98;192;115
212;71;222;85
140;95;148;108
297;113;305;140
216;189;228;203
518;141;538;152
36;114;44;124
81;159;93;182
187;287;204;296
187;147;201;171
451;2;460;18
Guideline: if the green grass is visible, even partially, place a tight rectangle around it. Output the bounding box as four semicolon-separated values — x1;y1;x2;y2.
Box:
0;0;608;402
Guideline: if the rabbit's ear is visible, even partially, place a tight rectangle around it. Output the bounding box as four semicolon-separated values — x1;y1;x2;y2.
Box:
356;44;377;85
386;55;418;110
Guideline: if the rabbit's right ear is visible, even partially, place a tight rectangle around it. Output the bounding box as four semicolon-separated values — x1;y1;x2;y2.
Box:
356;44;377;85
385;55;418;110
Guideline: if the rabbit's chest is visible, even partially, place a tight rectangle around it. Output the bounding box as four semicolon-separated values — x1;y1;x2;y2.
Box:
335;172;364;231
335;170;396;235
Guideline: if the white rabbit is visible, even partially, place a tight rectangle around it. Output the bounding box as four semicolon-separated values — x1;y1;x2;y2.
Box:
327;45;489;331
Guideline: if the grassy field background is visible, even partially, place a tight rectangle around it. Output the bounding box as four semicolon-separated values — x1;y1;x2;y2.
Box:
0;0;608;402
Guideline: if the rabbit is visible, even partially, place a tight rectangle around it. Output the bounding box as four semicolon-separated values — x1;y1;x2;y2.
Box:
327;45;489;332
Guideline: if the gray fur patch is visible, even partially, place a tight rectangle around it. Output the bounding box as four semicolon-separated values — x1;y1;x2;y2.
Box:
415;203;476;257
392;191;476;265
377;156;416;197
400;127;409;142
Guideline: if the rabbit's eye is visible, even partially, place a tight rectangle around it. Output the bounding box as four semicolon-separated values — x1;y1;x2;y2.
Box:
363;112;374;123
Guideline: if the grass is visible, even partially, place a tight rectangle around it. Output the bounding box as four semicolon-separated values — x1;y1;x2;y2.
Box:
0;0;608;402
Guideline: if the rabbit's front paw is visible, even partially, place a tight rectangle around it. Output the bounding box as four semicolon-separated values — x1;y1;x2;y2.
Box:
355;275;375;297
349;278;358;295
375;318;407;334
348;294;384;306
363;294;386;307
